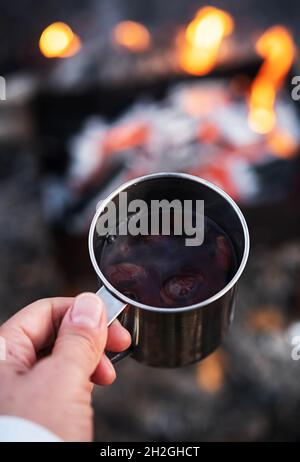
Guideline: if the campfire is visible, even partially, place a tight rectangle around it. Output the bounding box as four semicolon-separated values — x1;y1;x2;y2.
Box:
33;6;299;239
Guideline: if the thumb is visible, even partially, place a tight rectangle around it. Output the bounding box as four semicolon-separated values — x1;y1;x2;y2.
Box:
50;293;108;380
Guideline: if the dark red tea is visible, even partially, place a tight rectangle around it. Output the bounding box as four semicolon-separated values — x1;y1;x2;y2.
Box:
99;216;237;308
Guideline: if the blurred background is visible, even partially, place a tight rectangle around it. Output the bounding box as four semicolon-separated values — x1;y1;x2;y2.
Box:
1;0;300;442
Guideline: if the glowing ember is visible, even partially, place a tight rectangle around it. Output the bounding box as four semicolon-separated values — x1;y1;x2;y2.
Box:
112;21;151;53
39;22;81;58
178;6;234;76
247;306;285;332
103;122;149;154
196;350;225;394
267;129;298;158
248;26;295;134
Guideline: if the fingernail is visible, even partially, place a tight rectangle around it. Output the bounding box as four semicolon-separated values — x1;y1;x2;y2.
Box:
71;293;104;328
103;355;116;379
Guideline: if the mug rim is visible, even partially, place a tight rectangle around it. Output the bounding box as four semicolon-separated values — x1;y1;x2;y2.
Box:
88;172;250;313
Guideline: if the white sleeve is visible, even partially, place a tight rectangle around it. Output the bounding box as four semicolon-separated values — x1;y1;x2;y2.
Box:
0;416;62;442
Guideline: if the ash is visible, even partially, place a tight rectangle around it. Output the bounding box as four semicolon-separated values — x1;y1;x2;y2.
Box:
56;80;299;235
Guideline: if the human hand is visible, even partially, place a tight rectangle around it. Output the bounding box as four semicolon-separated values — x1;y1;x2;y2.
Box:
0;293;131;441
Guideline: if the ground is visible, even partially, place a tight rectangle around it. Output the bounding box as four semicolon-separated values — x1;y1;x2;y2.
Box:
1;146;300;442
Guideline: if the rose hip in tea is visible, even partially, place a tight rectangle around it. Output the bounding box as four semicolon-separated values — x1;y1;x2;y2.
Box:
99;216;237;308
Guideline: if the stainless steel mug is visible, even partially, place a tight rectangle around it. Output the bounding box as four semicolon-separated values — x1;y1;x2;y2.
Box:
88;172;250;367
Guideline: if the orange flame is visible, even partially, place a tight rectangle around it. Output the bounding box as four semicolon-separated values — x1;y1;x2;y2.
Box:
178;6;234;76
39;22;81;58
248;26;295;134
112;21;151;53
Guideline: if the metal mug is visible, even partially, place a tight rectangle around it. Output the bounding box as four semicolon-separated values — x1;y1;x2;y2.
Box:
88;172;250;367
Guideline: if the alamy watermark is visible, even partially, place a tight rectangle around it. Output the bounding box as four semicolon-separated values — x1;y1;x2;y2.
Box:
96;193;205;246
291;76;300;101
291;336;300;360
0;76;6;101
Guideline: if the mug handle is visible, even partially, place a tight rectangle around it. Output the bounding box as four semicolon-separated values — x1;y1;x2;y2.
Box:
96;286;133;363
96;286;127;326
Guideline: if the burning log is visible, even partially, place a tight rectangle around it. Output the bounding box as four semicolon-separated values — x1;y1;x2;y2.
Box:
58;72;300;234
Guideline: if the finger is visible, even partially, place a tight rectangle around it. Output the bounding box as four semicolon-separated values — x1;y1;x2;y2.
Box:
0;297;74;369
50;293;108;380
36;318;131;360
91;354;116;386
106;320;131;352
